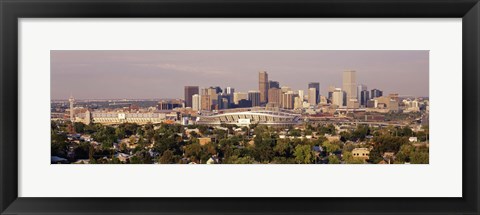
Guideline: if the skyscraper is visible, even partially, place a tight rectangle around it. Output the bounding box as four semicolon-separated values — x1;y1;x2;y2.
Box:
259;71;268;104
184;86;199;108
268;88;282;106
294;96;303;110
332;88;344;107
217;93;230;109
200;95;212;111
308;88;317;105
371;89;383;99
269;80;280;89
297;90;304;102
281;92;296;109
343;70;357;106
224;87;235;105
225;87;234;95
192;94;201;111
357;84;367;101
360;90;370;107
233;92;248;104
327;85;335;102
281;86;291;93
200;88;212;111
248;91;261;107
69;95;75;122
308;82;320;104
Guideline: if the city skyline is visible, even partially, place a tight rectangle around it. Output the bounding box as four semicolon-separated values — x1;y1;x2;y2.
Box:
51;50;429;100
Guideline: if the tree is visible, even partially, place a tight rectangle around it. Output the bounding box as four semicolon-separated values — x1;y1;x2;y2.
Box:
73;142;90;159
293;145;314;164
184;143;203;162
115;126;126;139
273;139;291;156
253;135;275;163
224;155;256;164
351;125;370;141
368;147;383;164
73;122;86;133
51;132;68;157
289;129;302;137
328;155;341;164
158;150;175;164
411;149;429;164
395;144;429;164
322;141;340;155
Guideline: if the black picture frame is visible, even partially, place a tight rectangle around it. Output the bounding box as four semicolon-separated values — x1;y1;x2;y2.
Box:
1;0;479;214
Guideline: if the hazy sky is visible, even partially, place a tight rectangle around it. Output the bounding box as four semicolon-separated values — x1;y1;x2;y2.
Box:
51;50;429;100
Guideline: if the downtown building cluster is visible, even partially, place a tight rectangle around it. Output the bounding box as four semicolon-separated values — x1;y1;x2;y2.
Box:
183;70;398;113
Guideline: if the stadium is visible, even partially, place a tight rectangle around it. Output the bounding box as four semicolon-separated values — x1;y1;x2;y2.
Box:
196;107;302;127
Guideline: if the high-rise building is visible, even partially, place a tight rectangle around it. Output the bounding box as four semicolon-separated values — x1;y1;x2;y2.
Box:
332;88;344;107
360;90;370;107
184;86;199;108
357;84;367;101
217;93;230;109
206;87;219;108
269;80;280;89
69;95;75;122
225;87;234;95
308;88;317;105
192;94;201;111
219;97;229;109
268;88;282;106
320;96;328;104
294;96;303;110
281;92;296;109
200;95;212;111
343;70;357;106
200;88;213;111
281;86;291;93
259;71;268;104
308;82;320;104
297;90;304;102
233;92;248;104
371;89;383;99
327;85;336;102
224;87;235;106
248;91;261;107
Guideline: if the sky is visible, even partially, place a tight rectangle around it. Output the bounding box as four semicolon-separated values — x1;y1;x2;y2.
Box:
51;50;429;100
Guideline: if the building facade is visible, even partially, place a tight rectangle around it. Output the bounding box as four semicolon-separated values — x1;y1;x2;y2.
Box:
281;92;296;109
248;91;261;107
184;86;199;108
308;82;320;104
308;88;317;105
192;94;201;111
233;92;248;105
371;88;383;99
267;87;282;106
259;71;269;104
360;90;370;107
332;88;344;107
343;70;357;107
268;80;280;89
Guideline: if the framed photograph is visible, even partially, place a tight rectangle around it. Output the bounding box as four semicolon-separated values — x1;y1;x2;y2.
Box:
1;0;479;214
